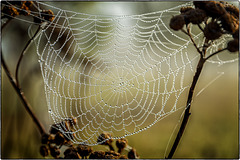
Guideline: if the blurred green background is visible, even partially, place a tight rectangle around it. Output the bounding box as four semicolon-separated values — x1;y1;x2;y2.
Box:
1;1;238;159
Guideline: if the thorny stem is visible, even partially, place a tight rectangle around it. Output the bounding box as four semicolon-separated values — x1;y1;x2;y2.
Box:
15;26;41;87
1;21;46;135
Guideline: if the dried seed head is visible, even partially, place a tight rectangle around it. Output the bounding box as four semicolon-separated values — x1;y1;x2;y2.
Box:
48;134;55;143
184;8;207;24
2;5;19;18
128;148;139;159
227;39;239;52
105;150;120;159
40;145;49;157
193;1;209;10
34;9;55;23
89;150;106;159
97;132;113;145
41;133;50;144
64;147;81;159
22;1;33;8
49;124;59;134
49;145;61;158
204;21;222;40
63;129;75;142
20;3;30;16
205;1;226;18
232;29;239;40
169;15;185;31
105;150;120;157
116;138;128;153
180;6;194;14
41;9;55;22
54;132;65;146
225;4;239;19
220;13;239;34
68;117;77;127
77;144;93;158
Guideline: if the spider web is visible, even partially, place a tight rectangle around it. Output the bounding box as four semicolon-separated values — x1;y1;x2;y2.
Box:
2;1;237;145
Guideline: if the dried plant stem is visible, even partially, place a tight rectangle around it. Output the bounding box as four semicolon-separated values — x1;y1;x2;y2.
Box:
205;48;227;60
15;26;41;87
1;20;46;135
1;53;46;135
166;55;206;159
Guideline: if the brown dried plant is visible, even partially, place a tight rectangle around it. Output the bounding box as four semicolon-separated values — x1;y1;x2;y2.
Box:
167;1;238;158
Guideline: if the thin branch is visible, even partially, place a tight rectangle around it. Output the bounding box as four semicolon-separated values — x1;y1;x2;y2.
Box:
197;24;204;32
202;38;210;56
1;51;46;135
166;55;206;159
205;48;228;60
186;25;202;54
15;26;41;87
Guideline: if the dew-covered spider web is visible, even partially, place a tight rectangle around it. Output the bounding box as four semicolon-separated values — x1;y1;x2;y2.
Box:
2;1;237;145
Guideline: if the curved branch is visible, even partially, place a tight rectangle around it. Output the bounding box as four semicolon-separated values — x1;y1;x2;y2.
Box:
2;51;46;135
205;48;227;60
15;26;41;87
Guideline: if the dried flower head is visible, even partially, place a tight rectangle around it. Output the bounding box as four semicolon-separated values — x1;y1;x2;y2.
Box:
77;144;93;158
89;150;106;159
49;145;61;158
184;8;207;24
232;29;239;40
2;5;19;18
41;9;55;22
180;6;194;14
20;3;31;16
105;150;120;159
97;132;113;145
40;145;49;157
193;1;209;10
204;1;226;18
22;1;33;8
227;39;239;52
105;150;120;156
225;4;239;19
54;132;65;146
63;129;75;142
64;146;81;159
128;148;139;159
41;133;50;144
34;9;55;23
220;13;239;34
116;138;128;153
204;21;222;40
169;15;185;31
49;124;59;134
68;117;77;127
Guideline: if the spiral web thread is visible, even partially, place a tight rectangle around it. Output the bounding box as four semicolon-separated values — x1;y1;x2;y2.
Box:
2;1;237;145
